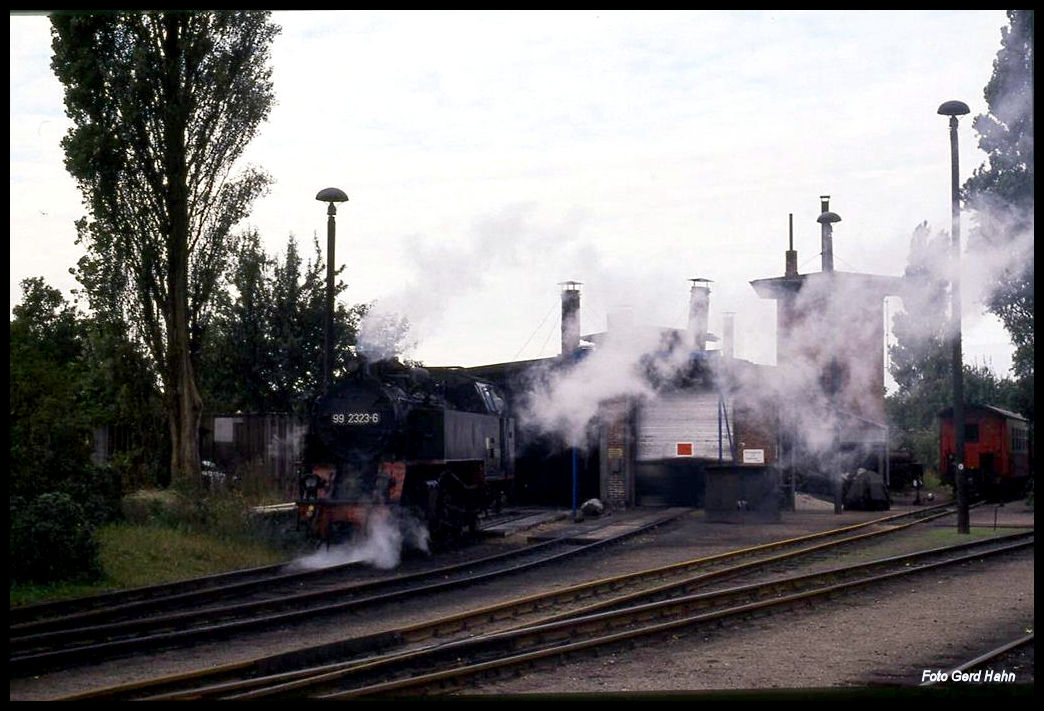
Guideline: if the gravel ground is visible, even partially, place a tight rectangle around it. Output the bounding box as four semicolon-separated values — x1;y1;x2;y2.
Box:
9;496;1033;701
465;550;1034;697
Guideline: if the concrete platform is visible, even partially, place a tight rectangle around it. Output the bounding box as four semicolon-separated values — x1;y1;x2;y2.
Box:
526;506;693;544
886;493;1035;530
935;501;1034;529
478;508;570;537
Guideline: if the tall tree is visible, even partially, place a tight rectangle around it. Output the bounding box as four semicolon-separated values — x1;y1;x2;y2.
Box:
963;10;1034;385
52;11;280;489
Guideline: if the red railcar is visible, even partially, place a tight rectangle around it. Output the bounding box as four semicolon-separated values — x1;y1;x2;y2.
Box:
939;404;1032;500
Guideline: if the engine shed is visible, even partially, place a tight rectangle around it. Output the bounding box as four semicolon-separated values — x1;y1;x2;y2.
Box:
470;281;784;520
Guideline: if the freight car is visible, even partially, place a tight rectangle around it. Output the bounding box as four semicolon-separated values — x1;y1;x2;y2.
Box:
939;404;1032;501
297;357;515;544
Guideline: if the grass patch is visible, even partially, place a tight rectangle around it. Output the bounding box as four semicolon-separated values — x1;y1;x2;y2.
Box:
96;522;288;586
918;525;1027;546
821;522;1029;568
10;521;289;608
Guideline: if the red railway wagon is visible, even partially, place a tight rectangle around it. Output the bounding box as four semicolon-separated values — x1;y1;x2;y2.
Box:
939;404;1032;499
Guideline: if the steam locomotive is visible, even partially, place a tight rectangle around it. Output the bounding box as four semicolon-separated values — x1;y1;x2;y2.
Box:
297;357;516;543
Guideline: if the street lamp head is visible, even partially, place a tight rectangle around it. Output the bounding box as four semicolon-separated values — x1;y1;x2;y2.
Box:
316;187;349;203
937;100;970;117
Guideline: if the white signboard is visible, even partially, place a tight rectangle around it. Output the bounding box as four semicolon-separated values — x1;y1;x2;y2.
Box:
742;448;765;464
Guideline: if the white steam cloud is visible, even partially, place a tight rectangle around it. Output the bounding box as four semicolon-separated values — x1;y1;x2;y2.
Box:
289;508;430;571
356;307;417;362
517;326;665;448
354;203;590;363
888;199;1033;381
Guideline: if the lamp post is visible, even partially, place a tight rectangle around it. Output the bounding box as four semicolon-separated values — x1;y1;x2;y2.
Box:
937;100;970;534
316;187;349;395
818;198;843;514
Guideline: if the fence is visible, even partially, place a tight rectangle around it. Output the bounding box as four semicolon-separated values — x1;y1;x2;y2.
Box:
200;413;308;500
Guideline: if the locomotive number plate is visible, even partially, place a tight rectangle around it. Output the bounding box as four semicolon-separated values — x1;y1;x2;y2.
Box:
332;412;381;425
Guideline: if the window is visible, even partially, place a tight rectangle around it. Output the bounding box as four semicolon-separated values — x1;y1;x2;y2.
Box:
964;423;979;443
476;383;504;415
1011;424;1028;453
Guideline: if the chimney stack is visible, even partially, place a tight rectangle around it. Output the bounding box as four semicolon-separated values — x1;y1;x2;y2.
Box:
817;195;841;273
560;281;581;356
785;213;798;277
688;278;712;351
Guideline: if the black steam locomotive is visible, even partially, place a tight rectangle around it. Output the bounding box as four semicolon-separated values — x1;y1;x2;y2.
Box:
297;357;516;543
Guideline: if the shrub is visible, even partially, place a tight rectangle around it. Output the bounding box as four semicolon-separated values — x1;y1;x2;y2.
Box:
58;465;124;528
120;488;196;527
10;491;103;584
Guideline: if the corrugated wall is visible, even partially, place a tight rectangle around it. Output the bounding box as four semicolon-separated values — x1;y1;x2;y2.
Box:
202;414;307;499
637;391;733;463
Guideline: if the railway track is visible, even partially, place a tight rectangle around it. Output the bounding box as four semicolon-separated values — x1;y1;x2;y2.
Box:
9;508;686;674
919;633;1034;688
8;506;548;630
53;503;997;700
216;533;1037;699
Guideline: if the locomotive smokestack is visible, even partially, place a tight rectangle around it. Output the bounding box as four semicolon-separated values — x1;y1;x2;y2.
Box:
722;312;735;360
817;195;841;273
785;213;798;277
560;281;581;356
688;278;712;352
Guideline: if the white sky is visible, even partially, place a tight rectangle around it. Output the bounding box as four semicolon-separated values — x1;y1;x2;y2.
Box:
9;10;1020;385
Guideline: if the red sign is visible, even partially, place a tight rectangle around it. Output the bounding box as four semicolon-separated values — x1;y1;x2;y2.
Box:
676;442;694;457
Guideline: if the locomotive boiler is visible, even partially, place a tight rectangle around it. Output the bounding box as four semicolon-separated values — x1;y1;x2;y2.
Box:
297;357;516;543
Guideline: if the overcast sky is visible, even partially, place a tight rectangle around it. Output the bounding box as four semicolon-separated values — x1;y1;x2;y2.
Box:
9;10;1019;385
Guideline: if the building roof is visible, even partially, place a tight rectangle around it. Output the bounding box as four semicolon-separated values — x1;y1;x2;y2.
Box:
938;404;1029;422
750;270;904;301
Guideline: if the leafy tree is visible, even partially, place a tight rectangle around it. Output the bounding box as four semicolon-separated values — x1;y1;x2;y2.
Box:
78;317;170;490
963;10;1034;386
272;234;368;414
52;11;280;490
9;279;115;584
198;230;276;413
10;278;93;498
268;235;313;412
198;233;366;416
